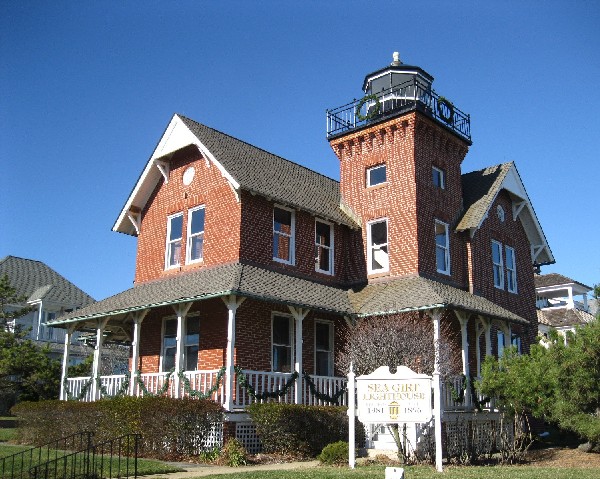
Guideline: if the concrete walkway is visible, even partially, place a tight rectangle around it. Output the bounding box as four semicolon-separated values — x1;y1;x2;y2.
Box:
155;460;320;478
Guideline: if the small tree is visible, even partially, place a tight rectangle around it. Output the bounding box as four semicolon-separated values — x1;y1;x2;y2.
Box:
0;274;32;330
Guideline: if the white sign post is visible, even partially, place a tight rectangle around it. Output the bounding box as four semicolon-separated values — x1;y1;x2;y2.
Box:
348;365;441;471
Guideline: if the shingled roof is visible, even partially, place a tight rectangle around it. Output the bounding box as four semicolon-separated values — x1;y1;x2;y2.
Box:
535;273;592;291
113;114;358;236
348;274;527;323
0;256;95;307
537;307;595;328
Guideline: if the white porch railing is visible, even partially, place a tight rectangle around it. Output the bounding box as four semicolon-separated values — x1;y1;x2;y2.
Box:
66;376;94;402
180;369;225;402
234;370;295;407
303;374;348;406
442;376;496;412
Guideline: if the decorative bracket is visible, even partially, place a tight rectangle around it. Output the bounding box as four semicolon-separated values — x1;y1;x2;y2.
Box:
512;201;526;220
154;159;170;184
127;206;141;235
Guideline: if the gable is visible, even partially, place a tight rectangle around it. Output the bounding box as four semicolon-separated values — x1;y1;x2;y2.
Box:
113;114;358;237
457;162;554;267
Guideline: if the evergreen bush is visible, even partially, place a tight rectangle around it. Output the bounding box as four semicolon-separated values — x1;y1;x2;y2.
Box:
318;440;349;465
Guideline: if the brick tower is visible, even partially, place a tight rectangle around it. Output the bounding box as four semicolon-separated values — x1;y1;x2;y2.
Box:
327;53;472;284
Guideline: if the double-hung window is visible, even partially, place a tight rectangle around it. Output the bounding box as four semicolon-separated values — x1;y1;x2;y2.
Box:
186;206;205;263
366;164;386;187
435;220;450;275
315;321;334;376
272;314;293;372
505;246;517;293
367;218;389;274
273;206;295;264
161;316;200;372
432;166;445;189
315;220;334;274
492;240;504;289
165;213;184;269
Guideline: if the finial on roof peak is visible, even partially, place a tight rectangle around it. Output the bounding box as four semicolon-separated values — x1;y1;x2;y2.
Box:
391;51;402;66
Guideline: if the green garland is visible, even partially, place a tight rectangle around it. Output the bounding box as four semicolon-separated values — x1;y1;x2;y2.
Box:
447;374;467;404
437;96;455;124
302;371;347;405
97;373;131;399
447;375;491;412
178;367;227;399
64;377;94;401
135;368;175;397
355;94;381;121
234;365;298;400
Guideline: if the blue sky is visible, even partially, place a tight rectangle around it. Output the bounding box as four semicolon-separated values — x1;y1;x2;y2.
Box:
1;1;599;300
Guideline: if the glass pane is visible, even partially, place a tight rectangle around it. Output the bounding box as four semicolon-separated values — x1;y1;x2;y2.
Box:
165;319;177;336
169;215;183;241
436;246;447;271
274;208;292;233
168;241;181;266
492;242;502;263
505;247;514;267
435;223;446;246
273;316;290;345
190;234;204;261
163;347;175;371
370;221;387;245
317;246;330;271
368;165;386;186
190;208;205;234
273;345;291;372
274;234;290;261
315;323;331;351
372;244;388;270
316;351;330;376
315;222;331;246
185;345;199;371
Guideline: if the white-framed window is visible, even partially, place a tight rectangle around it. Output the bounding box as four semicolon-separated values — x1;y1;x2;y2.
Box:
435;220;450;275
511;332;522;354
367;218;389;274
315;220;334;275
161;315;200;372
165;213;183;269
366;164;387;187
273;206;295;265
432;166;445;189
497;330;506;357
186;205;205;264
272;314;293;372
492;240;504;289
505;246;517;293
315;321;334;376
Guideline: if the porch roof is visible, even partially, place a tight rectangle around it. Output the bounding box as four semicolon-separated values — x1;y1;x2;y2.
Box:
49;262;353;326
349;275;528;324
537;307;594;328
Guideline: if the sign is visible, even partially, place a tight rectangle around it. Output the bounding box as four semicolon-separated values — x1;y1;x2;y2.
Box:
356;365;432;423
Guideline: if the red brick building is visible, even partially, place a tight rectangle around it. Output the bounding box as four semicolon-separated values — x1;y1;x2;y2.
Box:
52;55;553;445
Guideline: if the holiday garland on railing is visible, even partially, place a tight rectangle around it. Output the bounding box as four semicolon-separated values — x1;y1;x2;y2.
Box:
302;371;347;405
234;365;299;400
134;368;175;397
178;367;227;399
447;375;491;412
64;377;94;401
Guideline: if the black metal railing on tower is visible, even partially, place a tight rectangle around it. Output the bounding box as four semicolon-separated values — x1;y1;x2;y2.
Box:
326;78;471;143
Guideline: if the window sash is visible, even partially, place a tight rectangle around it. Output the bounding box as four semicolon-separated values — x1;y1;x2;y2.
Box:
162;317;200;372
432;166;445;189
165;213;183;268
367;164;387;187
505;246;517;293
315;220;333;274
492;240;504;289
187;206;205;263
272;315;293;372
273;207;295;264
435;220;450;274
315;322;333;376
367;219;389;273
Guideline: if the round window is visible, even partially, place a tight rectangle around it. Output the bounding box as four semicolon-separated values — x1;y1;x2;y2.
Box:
182;166;195;186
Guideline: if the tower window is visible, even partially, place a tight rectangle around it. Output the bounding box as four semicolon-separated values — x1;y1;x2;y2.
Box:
432;166;445;189
367;218;389;274
435;220;450;275
366;164;387;187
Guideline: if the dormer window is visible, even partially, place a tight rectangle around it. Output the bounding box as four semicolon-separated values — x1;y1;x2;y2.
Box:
165;213;183;269
186;206;205;264
432;166;445;189
366;164;387;187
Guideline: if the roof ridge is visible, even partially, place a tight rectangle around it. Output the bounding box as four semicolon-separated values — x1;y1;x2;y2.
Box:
177;114;340;185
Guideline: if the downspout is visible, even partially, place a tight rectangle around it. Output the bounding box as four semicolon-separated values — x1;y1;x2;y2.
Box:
466;229;476;294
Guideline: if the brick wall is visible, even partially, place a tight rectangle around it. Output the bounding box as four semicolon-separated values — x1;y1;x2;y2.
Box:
134;145;241;284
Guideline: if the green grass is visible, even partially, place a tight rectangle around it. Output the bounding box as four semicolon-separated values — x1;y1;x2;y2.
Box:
0;443;182;478
172;464;600;479
0;430;16;442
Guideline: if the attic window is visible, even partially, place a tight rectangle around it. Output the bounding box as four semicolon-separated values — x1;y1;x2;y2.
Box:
366;164;387;187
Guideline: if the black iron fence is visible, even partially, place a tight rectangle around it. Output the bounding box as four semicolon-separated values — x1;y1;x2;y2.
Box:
1;433;140;479
326;79;471;143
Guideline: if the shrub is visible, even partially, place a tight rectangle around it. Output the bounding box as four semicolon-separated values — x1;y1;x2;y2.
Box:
246;403;364;457
220;438;248;467
318;441;349;465
11;396;224;461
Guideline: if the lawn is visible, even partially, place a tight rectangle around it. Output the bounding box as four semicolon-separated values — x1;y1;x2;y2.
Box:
172;464;600;479
0;443;182;478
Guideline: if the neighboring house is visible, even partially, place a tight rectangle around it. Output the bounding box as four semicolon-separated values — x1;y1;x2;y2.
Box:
50;54;554;447
0;255;94;364
536;273;595;343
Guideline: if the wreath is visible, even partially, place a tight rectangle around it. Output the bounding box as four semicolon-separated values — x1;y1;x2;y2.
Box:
437;96;454;124
355;94;381;121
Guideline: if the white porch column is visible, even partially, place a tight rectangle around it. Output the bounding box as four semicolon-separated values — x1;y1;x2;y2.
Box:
222;295;245;411
288;306;309;405
475;316;492;376
129;310;149;396
91;317;110;401
431;308;443;473
173;302;193;398
454;311;470;379
59;323;77;401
